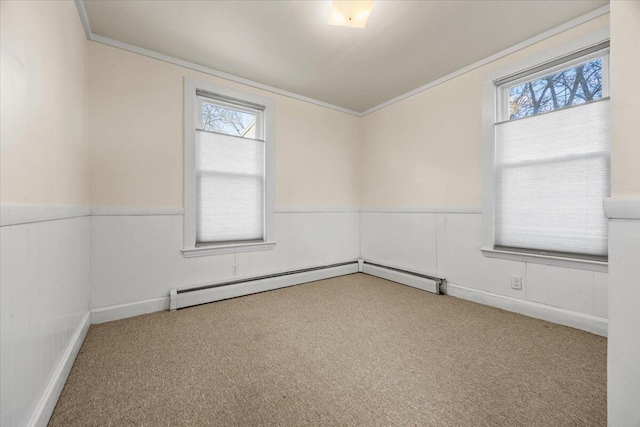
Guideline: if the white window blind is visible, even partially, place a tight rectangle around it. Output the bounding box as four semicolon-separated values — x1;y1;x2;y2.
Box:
494;99;610;257
196;130;265;244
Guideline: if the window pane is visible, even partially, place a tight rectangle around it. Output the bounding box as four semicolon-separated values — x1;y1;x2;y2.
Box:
195;130;264;243
495;156;609;255
508;58;603;120
197;174;264;243
494;99;610;257
200;101;256;138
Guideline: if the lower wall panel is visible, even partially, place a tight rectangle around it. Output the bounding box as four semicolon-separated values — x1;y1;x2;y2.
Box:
89;212;360;311
90;209;607;333
0;216;90;427
607;217;640;425
360;213;437;273
360;212;608;332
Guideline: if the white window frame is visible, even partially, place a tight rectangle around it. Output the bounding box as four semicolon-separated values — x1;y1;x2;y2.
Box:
183;78;276;257
496;49;610;123
480;28;610;273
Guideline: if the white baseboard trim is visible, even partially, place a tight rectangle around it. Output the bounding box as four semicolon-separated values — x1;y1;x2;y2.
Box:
28;312;90;427
362;263;440;294
173;263;358;310
91;296;170;324
445;283;608;337
1;205;90;227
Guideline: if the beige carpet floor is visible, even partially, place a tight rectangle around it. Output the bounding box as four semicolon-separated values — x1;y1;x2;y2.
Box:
50;273;607;426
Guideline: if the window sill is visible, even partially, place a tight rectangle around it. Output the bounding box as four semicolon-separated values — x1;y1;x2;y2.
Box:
479;247;607;273
183;241;276;258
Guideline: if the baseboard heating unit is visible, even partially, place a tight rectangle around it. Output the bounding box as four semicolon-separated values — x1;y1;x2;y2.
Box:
359;260;443;295
170;261;359;310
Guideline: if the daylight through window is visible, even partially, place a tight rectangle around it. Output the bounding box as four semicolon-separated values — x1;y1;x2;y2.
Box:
195;92;266;245
493;45;610;259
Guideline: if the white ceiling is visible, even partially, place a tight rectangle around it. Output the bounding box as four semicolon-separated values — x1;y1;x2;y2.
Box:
84;0;608;113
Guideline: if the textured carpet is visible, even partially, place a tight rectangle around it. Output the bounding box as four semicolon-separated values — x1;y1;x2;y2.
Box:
50;274;607;426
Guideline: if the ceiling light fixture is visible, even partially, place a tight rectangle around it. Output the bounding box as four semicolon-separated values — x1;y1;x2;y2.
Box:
328;1;375;29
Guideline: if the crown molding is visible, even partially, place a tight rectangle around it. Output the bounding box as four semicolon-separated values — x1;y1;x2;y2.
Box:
359;4;610;116
74;0;92;40
74;1;360;117
75;1;609;117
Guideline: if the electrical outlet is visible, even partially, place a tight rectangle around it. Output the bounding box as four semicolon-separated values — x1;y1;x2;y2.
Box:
232;264;238;276
511;275;523;290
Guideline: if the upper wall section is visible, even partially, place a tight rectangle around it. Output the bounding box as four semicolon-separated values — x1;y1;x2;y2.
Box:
611;2;640;198
88;42;361;208
0;1;89;206
359;15;609;208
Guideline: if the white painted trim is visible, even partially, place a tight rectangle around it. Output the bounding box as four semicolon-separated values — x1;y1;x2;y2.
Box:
445;283;608;337
28;312;90;427
74;0;92;39
76;1;607;117
275;207;360;213
0;206;186;225
481;28;611;250
359;5;610;116
172;263;358;310
480;247;608;272
0;205;90;227
604;198;640;220
91;297;170;324
182;241;276;258
362;264;439;294
90;207;184;216
88;34;360;117
360;206;482;214
184;78;197;249
0;205;487;226
277;207;480;213
169;289;178;311
183;78;276;254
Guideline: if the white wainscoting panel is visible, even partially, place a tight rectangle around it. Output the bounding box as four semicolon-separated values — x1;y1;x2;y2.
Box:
445;283;608;336
360;212;437;274
235;213;360;277
525;263;598;315
436;213;482;288
592;272;608;318
0;216;90;427
478;256;527;298
435;212;607;319
361;211;608;334
607;217;640;426
89;212;360;318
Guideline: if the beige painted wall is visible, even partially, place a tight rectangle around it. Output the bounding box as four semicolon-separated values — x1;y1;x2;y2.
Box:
360;15;609;207
88;42;361;208
0;1;88;206
2;8;615;209
611;1;640;198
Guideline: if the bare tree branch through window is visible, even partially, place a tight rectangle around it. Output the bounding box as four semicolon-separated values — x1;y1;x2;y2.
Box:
201;103;255;137
508;58;603;119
